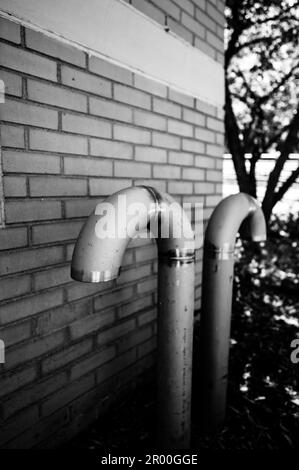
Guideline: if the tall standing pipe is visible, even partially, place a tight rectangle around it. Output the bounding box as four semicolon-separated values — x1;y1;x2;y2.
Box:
199;193;267;432
71;186;195;448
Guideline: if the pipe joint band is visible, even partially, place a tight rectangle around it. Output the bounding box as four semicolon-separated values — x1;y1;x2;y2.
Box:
205;243;235;260
159;248;195;264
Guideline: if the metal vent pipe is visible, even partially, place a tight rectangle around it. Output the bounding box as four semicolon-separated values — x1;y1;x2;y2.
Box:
199;193;267;432
71;186;195;448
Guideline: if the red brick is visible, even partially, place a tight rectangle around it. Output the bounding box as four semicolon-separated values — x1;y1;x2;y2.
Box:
118;295;153;319
0;289;64;325
0;274;31;302
206;143;222;157
195;154;215;168
0;69;22;96
0;99;58;129
1;124;24;148
0;321;31;347
182;167;205;180
5;407;69;448
0;405;40;447
195;127;215;142
3;371;68;419
138;308;157;326
94;286;134;311
153;98;181;118
207;2;225;26
134;109;166;130
64;198;100;218
0;17;21;43
137;336;157;358
32;220;82;245
168;151;193;166
0;227;28;250
70;309;116;340
168;181;193;194
64;156;112;176
135;146;167;163
135;243;157;263
3;150;60;174
5;200;62;223
194;37;216;59
33;265;70;291
182;138;205;153
0;43;57;81
131;0;164;25
89;56;133;85
114;84;151;110
30;176;87;197
61;65;112;97
0;246;64;275
114;124;151;144
97;320;136;347
0;365;37;398
118;326;152;354
153;132;180;149
70;346;115;380
27;80;87;112
153;164;180;179
196;98;217;116
29;129;88;154
114;160;151;178
168;89;194;108
62;113;112;138
183;108;205;126
89;178;132;196
194;181;215;194
137;277;157;294
181;11;205;38
195;7;217;32
26;29;85;66
2;176;22;201
118;264;151;286
134;74;167;98
206;169;222;182
41;374;95;415
90;96;133;122
168;119;193;137
168;18;193;44
6;330;65;369
205;194;222;206
96;349;137;384
151;0;180;19
35;299;91;336
42;341;93;374
173;0;194;15
90;138;133;159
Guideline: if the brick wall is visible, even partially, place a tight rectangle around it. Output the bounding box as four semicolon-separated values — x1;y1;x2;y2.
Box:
0;0;225;449
126;0;224;64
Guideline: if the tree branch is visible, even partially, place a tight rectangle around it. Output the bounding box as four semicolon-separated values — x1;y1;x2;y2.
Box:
274;164;299;203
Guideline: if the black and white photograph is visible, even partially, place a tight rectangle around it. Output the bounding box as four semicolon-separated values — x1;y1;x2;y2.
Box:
0;0;298;463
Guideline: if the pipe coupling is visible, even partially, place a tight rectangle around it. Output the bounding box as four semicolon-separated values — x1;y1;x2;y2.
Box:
204;241;235;260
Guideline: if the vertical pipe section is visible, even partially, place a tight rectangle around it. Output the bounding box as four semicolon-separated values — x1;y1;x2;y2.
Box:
157;259;195;448
199;193;267;432
71;185;195;449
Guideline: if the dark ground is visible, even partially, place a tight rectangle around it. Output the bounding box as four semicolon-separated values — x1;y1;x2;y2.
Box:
67;214;299;450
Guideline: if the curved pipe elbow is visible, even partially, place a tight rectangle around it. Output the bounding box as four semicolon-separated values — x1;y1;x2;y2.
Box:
204;193;267;258
71;186;195;283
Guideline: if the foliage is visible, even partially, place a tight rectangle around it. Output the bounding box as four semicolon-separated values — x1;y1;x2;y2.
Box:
225;0;299;220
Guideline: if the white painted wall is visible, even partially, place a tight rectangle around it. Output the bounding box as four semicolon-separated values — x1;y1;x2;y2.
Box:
0;0;224;107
